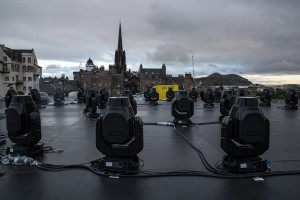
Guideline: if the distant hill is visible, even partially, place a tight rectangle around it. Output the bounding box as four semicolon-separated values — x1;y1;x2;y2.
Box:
195;73;252;86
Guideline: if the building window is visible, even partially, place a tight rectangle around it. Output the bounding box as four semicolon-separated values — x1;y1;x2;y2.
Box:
12;77;15;81
28;58;31;63
28;77;32;81
23;87;26;91
33;76;37;81
5;77;9;81
23;77;26;81
29;86;32;90
22;57;25;63
3;56;7;61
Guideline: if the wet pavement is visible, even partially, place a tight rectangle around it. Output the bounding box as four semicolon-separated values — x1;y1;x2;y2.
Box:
0;100;300;200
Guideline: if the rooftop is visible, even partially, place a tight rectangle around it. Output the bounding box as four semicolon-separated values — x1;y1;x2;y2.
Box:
1;99;300;200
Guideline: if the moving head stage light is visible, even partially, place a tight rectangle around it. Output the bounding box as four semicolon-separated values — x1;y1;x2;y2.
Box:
147;88;159;105
29;89;42;109
236;88;247;97
121;89;137;115
5;88;16;108
213;88;221;103
166;87;175;102
189;88;199;102
221;97;270;173
98;88;109;109
96;97;143;171
5;95;43;156
203;88;215;108
219;90;235;121
284;88;298;110
85;90;99;118
143;87;150;101
53;88;65;106
77;88;84;104
171;90;194;125
259;88;272;107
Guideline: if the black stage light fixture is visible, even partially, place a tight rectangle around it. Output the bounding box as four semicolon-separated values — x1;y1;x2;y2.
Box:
199;90;204;101
121;89;137;115
28;89;42;109
203;88;215;108
6;95;41;147
53;88;65;106
5;88;16;108
259;88;272;107
143;87;150;101
221;97;270;173
213;88;222;103
171;90;194;125
166;87;175;102
96;97;143;171
236;88;247;97
85;90;99;118
148;88;159;105
189;87;199;102
98;88;110;109
77;88;85;104
284;88;298;110
219;89;235;121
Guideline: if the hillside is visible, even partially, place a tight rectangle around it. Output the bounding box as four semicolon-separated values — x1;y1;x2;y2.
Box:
195;73;252;86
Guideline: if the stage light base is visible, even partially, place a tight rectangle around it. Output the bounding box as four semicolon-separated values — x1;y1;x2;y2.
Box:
259;102;271;107
54;102;64;106
6;144;44;157
97;156;140;172
219;115;226;122
204;103;214;108
284;105;298;110
173;118;192;126
149;101;158;105
87;112;99;119
222;155;268;173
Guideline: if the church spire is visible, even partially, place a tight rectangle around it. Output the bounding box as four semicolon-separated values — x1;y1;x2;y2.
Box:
117;22;123;52
114;22;126;74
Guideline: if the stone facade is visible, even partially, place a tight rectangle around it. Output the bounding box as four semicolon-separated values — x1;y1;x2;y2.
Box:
0;44;42;97
72;23;196;96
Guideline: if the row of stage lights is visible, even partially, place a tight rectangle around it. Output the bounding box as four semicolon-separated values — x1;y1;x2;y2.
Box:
1;85;299;173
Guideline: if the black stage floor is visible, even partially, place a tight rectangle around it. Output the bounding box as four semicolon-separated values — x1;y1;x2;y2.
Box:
1;100;300;200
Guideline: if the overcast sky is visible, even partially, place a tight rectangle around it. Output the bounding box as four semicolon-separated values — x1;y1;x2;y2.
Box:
1;0;300;84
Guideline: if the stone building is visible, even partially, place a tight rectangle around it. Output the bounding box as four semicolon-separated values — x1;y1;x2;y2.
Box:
137;64;167;93
72;23;196;96
0;44;42;97
73;23;129;96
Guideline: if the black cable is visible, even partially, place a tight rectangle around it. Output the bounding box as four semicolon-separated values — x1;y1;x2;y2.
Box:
173;126;229;175
192;121;221;126
143;121;221;126
30;122;300;178
36;159;300;178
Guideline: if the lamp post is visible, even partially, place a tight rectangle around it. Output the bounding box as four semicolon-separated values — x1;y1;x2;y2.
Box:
61;74;66;100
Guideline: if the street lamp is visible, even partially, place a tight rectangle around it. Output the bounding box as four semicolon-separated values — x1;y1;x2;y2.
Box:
61;74;66;100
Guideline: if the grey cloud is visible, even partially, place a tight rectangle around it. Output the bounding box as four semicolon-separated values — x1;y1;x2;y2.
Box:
246;60;300;75
1;0;300;79
208;63;218;68
147;44;191;65
45;65;61;71
43;65;80;79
